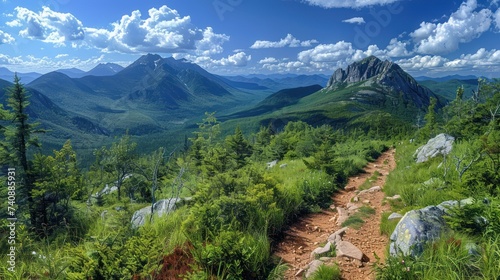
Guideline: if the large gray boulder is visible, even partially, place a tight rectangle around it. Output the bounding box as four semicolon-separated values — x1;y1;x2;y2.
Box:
131;198;185;228
390;199;474;257
414;134;455;163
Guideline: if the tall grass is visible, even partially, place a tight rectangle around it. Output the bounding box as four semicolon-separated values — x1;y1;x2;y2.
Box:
309;264;341;280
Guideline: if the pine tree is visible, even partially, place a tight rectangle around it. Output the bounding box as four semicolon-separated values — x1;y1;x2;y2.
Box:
32;140;82;233
226;126;252;169
1;74;43;229
419;97;438;141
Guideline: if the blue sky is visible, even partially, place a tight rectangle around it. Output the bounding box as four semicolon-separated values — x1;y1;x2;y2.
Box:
0;0;499;77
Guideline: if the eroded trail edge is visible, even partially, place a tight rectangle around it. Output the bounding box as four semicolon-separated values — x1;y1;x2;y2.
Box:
274;149;396;280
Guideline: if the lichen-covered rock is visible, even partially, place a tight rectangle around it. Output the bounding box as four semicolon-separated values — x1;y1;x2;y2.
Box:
414;134;455;163
390;198;474;257
390;205;447;256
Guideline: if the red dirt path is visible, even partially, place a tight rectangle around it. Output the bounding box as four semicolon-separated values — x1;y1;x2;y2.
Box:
274;149;396;280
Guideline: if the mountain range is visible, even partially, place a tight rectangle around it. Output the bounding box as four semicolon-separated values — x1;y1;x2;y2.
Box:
221;56;442;134
0;54;485;161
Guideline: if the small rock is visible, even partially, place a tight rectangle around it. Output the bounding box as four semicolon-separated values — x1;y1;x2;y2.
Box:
347;202;360;211
336;207;349;226
320;257;333;261
386;194;401;200
310;242;332;260
345;185;356;191
336;241;364;261
363;200;370;204
353;196;359;202
388;213;403;220
358;186;381;196
305;260;324;278
295;269;304;277
328;227;348;245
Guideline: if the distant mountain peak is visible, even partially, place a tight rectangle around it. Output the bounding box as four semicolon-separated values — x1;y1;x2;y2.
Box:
87;63;124;76
327;56;398;89
326;56;440;109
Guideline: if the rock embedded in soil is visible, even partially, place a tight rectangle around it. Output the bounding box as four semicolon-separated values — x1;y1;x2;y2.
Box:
310;242;332;260
336;207;349;226
328;227;348;245
336;241;364;261
305;260;324;278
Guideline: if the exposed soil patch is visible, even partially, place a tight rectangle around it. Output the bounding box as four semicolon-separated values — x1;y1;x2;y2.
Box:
274;149;396;279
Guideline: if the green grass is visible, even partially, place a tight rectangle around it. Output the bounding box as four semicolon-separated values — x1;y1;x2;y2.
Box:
309;264;341;280
341;206;376;229
379;212;400;237
359;170;381;191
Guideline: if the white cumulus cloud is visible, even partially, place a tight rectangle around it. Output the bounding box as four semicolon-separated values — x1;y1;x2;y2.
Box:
410;0;493;55
495;8;500;29
298;41;355;63
174;51;251;69
6;19;22;27
84;5;229;55
250;34;318;49
342;17;365;24
215;52;251;66
0;30;15;44
303;0;400;9
258;57;279;64
15;6;85;45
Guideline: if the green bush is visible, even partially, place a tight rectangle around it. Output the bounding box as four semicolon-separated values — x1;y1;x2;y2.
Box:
193;230;272;279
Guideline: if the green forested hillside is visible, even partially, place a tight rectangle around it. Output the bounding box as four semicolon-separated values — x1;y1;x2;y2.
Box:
419;79;479;100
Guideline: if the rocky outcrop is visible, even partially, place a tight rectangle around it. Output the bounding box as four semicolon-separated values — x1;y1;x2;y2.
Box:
414;134;455;163
326;56;438;109
390;198;474;257
131;198;189;228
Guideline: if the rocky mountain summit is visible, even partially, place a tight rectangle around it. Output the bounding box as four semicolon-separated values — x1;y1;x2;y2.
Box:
327;56;440;108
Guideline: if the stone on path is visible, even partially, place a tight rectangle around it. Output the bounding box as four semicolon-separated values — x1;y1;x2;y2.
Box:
310;242;332;260
305;260;324;278
336;207;349;226
336;241;364;261
358;186;382;196
328;227;348;245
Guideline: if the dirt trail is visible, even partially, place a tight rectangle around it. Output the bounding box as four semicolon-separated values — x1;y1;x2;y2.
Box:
274;149;396;280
